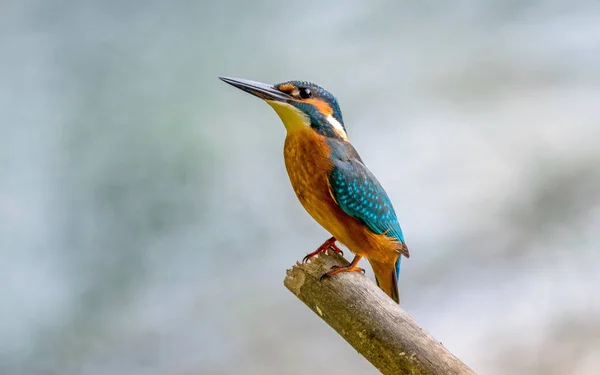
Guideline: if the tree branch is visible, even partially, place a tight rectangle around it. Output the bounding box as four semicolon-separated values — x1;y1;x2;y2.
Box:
284;252;476;375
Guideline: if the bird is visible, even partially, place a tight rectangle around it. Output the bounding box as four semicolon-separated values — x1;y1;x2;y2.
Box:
219;76;409;303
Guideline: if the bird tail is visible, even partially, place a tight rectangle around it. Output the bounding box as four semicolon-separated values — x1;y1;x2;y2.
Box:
369;257;400;304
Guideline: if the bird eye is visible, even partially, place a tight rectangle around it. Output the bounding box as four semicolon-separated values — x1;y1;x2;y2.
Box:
299;88;312;99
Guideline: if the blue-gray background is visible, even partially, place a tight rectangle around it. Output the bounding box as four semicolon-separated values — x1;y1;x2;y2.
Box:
2;1;599;374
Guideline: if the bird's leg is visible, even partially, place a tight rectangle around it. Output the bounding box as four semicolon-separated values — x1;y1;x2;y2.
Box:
320;255;365;281
302;236;344;263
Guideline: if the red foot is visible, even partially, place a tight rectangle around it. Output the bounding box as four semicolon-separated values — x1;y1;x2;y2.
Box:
319;255;365;281
302;237;344;263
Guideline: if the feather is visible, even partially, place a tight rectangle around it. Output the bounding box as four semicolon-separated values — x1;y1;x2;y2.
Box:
327;141;409;259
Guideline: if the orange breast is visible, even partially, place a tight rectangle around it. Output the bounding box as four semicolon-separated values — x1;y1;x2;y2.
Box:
283;130;399;264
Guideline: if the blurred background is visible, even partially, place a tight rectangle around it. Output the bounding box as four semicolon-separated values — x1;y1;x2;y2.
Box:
1;1;599;374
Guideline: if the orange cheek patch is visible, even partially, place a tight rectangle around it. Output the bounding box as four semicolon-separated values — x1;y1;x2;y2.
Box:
304;98;333;117
277;83;297;95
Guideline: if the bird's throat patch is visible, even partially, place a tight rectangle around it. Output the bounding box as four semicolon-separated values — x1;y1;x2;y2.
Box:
266;100;310;132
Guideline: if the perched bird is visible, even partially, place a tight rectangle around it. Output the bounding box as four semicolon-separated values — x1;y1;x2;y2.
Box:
219;77;409;303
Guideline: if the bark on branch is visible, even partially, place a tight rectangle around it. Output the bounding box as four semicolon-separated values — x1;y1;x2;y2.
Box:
283;252;476;375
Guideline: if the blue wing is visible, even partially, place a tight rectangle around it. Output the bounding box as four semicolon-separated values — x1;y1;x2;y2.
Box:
328;158;408;257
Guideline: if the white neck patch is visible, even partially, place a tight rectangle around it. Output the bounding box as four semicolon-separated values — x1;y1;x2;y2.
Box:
327;115;348;140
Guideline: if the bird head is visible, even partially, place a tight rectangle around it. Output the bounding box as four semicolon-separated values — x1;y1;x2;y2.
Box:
219;77;348;140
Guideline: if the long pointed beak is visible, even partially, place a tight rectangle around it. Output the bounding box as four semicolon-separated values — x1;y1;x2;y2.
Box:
219;76;292;102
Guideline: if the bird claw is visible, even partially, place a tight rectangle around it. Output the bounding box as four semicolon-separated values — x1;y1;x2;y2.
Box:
302;237;343;264
319;264;365;281
331;246;344;257
302;253;315;264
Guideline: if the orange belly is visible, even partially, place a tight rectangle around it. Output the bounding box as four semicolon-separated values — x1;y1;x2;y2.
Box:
283;129;399;264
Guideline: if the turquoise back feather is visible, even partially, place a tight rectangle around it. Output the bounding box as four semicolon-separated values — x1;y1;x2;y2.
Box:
327;139;406;278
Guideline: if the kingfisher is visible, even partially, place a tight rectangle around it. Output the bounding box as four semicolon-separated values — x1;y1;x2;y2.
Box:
219;76;409;303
